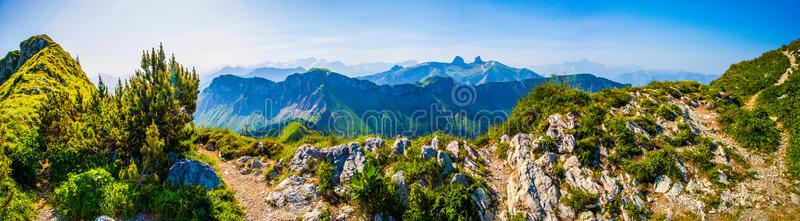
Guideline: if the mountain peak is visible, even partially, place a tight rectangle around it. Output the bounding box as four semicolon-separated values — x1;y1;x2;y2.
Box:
18;34;58;69
473;56;485;64
452;56;465;65
389;65;403;71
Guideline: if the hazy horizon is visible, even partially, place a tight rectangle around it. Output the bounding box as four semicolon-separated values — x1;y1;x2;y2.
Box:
2;0;798;78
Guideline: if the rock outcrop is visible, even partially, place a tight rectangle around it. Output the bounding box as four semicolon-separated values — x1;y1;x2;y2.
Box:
266;175;318;210
391;137;411;156
166;160;221;190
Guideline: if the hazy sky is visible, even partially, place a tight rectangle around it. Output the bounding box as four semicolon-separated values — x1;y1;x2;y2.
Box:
1;0;798;77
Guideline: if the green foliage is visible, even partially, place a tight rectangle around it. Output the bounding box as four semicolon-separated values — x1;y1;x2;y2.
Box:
403;183;479;220
605;116;640;161
681;145;715;173
672;123;696;147
574;137;599;167
496;142;510;159
394;157;441;186
7;130;42;186
624;202;649;220
719;107;780;153
603;196;622;217
278;121;313;143
500;83;591;136
119;44;199;156
316;160;334;194
100;181;138;219
592;88;632;108
141;122;168;181
145;184;244;221
349;163;402;217
655;103;682;121
538;136;557;153
51;168;117;219
711;48;790;99
0;177;37;220
196;128;281;160
561;186;599;212
621;148;678;183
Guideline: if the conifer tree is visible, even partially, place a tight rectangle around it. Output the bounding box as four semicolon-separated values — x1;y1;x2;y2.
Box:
120;44;199;156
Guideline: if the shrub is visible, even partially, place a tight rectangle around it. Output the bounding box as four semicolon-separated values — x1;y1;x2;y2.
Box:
316;160;334;194
0;177;37;220
561;186;599;212
730;108;780;153
100;182;138;219
395;157;441;186
403;183;479;220
538;137;558;153
51;168;116;219
574;137;598;167
593;88;632;108
496;142;510;159
622;148;678;183
502;84;591;135
145;184;243;221
672;123;696;147
8;140;43;187
655;104;681;121
350;163;402;217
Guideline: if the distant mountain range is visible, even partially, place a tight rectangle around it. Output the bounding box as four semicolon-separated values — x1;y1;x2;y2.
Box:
359;56;542;85
199;58;418;89
531;59;720;86
194;68;626;138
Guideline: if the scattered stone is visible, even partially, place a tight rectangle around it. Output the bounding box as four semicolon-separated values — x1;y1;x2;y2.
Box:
437;151;454;177
535;152;557;170
166;159;221;190
717;169;730;185
266;175;317;209
446;140;460;159
464;157;479;174
364;138;384;153
578;211;595;220
431;136;439;149
392;171;408;200
791;193;800;206
319;142;367;184
463;141;479;160
302;208;323;221
500;134;510;143
545;113;579;153
95;215;114;221
420;145;437;160
289;145;320;171
667;182;684;197
450;173;469;188
654;175;672;193
472;187;493;221
391;137;411;156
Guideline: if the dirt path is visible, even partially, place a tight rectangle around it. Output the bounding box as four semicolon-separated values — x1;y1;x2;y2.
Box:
478;147;511;219
746;50;796;110
197;148;275;221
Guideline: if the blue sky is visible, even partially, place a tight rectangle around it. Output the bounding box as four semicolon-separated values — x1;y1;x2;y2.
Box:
0;0;798;77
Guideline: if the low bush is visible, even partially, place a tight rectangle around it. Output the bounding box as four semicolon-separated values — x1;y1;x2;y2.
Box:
350;163;403;217
50;168;117;219
621;148;678;183
561;186;599;212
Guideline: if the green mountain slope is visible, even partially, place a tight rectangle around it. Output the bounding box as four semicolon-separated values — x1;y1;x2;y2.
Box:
194;69;626;138
359;56;542;85
711;38;800;178
0;34;96;133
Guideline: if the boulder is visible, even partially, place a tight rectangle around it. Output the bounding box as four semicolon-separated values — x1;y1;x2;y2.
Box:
320;142;367;184
235;156;266;175
578;211;595;220
391;137;411;156
712;146;731;167
626;121;651;139
446;140;460;159
95;215;114;221
654;175;672;193
563;157;603;194
431;136;439;149
289;145;320;171
364;138;385;153
266;175;318;209
450;173;469;188
500;134;510;143
599;172;621;197
717;169;730;185
437;151;454;177
420;145;437;160
791;193;800;206
463;141;479;160
303;208;323;221
392;171;408;200
507;133;533;165
545;114;579;154
506;159;559;220
166;160;221;190
464;157;479;174
472;187;493;221
535;152;558;170
667;182;684;197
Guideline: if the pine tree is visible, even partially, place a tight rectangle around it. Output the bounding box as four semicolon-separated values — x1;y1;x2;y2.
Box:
119;44;199;156
139;122;166;183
